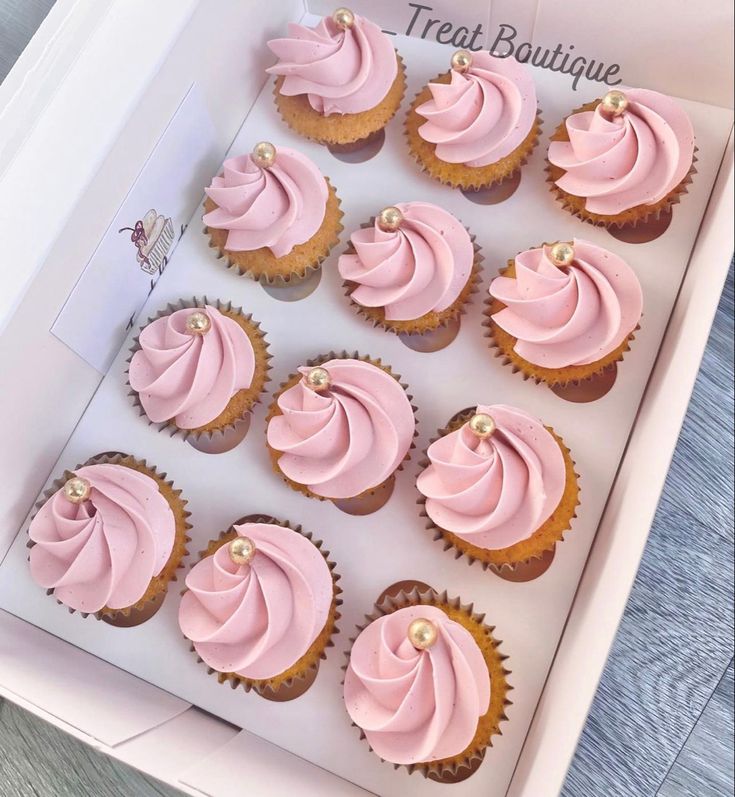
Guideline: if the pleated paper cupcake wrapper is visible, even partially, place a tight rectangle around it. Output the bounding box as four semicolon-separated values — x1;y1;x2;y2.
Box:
417;408;581;575
265;351;419;503
26;451;191;623
342;582;512;782
545;99;698;229
127;297;272;441
341;224;484;336
272;53;407;148
203;178;343;287
183;514;342;700
405;72;542;191
482;254;641;388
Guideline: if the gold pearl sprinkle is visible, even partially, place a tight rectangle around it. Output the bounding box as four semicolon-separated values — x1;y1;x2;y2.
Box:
407;618;438;650
468;413;496;439
305;366;331;392
185;311;211;335
229;536;256;566
549;242;575;268
63;476;91;504
332;7;355;29
600;90;629;117
450;50;473;73
251;141;276;169
377;206;403;232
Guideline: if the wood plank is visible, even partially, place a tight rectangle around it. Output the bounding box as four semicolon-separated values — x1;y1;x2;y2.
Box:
0;697;180;796
0;0;56;82
658;660;734;797
562;265;734;796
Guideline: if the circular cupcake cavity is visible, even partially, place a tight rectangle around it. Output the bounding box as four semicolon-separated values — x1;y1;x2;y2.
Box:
331;475;395;515
398;317;461;353
179;515;341;700
261;267;322;302
186;415;252;454
265;353;417;510
27;452;190;623
461;171;522;205
607;207;674;243
493;547;556;583
327;128;386;162
100;594;167;628
550;363;619;403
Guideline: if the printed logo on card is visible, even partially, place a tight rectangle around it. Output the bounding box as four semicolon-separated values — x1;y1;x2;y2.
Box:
119;210;175;276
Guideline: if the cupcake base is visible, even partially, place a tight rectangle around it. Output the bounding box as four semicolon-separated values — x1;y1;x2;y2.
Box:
192;515;341;701
546;99;696;229
204;179;343;286
265;352;417;512
332;476;396;516
32;451;191;624
405;72;541;191
272;54;406;147
484;262;638;387
420;410;580;574
350;582;512;782
550;364;619;403
128;298;271;440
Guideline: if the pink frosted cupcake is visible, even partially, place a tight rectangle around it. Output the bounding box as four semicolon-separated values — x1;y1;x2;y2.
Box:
547;88;695;228
406;49;540;190
416;405;580;575
343;581;511;782
28;453;190;626
203;142;343;284
337;202;481;335
179;516;340;700
485;239;643;386
265;354;416;513
267;8;406;150
128;299;270;439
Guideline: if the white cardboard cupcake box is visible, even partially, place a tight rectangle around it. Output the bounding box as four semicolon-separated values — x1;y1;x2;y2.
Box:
0;1;732;796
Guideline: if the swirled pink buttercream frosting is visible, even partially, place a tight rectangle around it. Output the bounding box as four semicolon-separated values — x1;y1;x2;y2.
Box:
344;604;490;764
178;522;333;680
548;88;695;214
337;202;474;321
128;305;256;429
29;463;175;612
266;359;415;499
203;147;328;257
489;239;642;368
417;404;565;549
267;14;398;115
416;51;537;167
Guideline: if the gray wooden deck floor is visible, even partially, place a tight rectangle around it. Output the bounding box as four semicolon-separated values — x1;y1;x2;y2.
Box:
1;3;733;795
